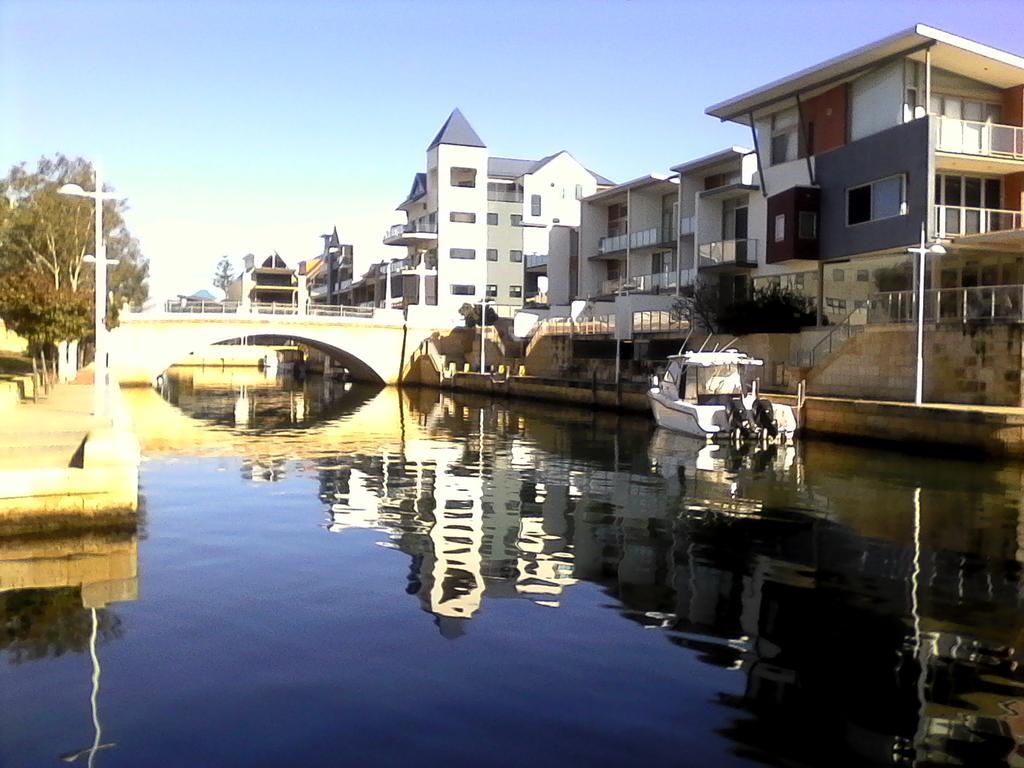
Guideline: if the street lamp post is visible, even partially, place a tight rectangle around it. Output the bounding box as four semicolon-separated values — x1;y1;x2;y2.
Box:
59;167;120;418
479;296;495;373
907;222;947;406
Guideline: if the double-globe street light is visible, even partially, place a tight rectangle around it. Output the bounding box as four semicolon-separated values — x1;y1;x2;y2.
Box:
58;167;121;418
907;222;947;406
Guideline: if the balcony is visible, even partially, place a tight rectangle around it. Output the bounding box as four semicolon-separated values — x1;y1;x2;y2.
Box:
524;253;548;271
936;117;1024;163
599;272;679;296
596;226;676;257
678;215;695;237
383;222;438;247
934;205;1022;239
697;239;758;269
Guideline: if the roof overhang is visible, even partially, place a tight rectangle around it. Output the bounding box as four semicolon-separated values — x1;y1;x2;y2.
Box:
707;24;1024;125
671;146;752;175
582;173;678;203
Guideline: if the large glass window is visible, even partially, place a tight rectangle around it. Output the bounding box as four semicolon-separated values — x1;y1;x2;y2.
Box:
450;284;476;296
530;194;542;216
449;211;476;223
450;248;476;260
770;109;799;165
846;175;906;226
450;167;477;188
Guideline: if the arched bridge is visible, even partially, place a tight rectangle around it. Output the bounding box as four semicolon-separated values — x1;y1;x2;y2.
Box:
110;302;458;385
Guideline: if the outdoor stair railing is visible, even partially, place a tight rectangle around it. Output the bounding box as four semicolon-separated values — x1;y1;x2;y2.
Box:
524;315;616;359
797;305;868;368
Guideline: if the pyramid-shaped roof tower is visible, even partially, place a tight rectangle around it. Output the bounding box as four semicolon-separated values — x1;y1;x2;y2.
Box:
428;108;486;150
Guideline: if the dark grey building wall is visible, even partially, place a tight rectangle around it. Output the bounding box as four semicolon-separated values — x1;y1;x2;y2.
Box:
817;117;931;261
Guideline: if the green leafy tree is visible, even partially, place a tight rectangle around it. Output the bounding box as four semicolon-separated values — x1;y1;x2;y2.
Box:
0;155;149;366
213;255;234;293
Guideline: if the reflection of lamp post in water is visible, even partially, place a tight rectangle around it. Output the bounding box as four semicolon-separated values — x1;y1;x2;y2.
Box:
614;282;636;385
60;609;115;765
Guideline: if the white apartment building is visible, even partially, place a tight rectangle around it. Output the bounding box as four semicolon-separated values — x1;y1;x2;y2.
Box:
382;109;613;315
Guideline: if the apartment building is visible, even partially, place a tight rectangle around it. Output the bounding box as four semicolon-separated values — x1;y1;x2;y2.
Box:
382;109;613;315
576;174;681;300
699;24;1024;323
225;253;298;307
303;227;355;306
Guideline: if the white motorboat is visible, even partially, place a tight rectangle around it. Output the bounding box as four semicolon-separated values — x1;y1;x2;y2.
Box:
647;349;798;442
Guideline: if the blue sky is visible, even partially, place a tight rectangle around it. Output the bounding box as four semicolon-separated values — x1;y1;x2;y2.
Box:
2;0;1021;300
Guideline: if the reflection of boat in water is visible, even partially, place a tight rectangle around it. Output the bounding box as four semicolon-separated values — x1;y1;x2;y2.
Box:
648;427;801;518
648;351;798;443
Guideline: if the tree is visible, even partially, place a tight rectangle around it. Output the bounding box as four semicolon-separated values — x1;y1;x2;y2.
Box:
672;280;721;334
717;284;817;336
213;255;234;293
459;302;497;328
0;155;149;372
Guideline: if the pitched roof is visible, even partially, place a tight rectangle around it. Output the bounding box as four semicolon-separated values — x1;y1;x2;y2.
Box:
707;24;1024;125
487;157;536;179
428;108;486;150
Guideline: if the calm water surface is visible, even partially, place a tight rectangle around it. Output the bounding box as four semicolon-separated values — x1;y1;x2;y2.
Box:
3;369;1024;767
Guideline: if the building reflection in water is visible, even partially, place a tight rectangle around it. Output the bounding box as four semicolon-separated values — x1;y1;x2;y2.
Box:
135;372;1024;765
0;525;139;765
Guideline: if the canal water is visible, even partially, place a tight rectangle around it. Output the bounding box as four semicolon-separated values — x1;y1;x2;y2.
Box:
3;369;1024;767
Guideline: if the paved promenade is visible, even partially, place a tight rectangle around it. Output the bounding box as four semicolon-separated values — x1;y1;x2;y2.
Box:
0;380;105;470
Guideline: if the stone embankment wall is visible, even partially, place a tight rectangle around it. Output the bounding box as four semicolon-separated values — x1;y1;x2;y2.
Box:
808;325;1024;406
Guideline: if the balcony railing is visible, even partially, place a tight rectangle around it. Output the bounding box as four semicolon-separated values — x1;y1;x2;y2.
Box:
697;238;758;268
678;215;695;236
934;205;1022;238
384;222;438;240
600;272;678;295
936;116;1024;161
598;226;676;254
867;284;1024;325
525;253;548;269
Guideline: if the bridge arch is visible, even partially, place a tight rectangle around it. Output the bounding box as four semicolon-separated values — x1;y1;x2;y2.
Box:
108;314;430;386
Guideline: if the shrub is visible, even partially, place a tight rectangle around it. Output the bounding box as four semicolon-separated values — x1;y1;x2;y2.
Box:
717;284;817;335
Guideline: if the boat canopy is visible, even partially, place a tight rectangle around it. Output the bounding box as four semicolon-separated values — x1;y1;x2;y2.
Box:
668;350;764;368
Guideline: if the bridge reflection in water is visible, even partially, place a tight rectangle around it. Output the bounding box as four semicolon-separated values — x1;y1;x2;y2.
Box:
44;370;1024;764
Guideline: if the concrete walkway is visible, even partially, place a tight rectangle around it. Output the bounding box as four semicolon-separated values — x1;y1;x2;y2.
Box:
0;381;106;470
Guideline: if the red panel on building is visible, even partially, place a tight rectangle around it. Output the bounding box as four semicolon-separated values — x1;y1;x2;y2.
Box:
801;85;848;156
766;186;821;264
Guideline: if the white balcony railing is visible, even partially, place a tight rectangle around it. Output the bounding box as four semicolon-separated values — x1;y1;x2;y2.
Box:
599;272;678;295
697;238;758;268
934;205;1022;238
384;222;438;241
867;285;1024;325
598;226;676;254
936;116;1024;161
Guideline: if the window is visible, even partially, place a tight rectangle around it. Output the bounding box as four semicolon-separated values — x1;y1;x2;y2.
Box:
774;214;786;243
487;212;498;225
770;109;799;165
486;284;497;298
531;194;542;216
450;248;476;259
798;211;817;240
575;184;584;200
450;284;476;296
846;175;906;226
510;250;523;262
833;269;844;282
450;211;476;223
486;248;498;261
509;285;522;298
450;167;476;188
856;270;869;282
510;214;522;226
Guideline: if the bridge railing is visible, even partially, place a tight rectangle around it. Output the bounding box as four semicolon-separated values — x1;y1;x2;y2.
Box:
160;300;378;319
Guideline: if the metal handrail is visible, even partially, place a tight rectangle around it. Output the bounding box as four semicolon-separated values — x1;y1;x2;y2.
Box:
697;238;759;267
802;305;867;368
936;116;1024;160
868;284;1024;325
934;205;1022;238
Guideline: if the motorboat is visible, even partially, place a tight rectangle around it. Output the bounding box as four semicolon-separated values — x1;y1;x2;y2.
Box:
648;349;798;442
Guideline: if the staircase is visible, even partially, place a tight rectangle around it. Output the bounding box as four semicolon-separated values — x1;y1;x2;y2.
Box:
794;305;867;369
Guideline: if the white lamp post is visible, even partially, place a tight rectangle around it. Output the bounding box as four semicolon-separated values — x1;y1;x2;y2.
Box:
907;222;946;406
479;296;495;373
59;167;121;418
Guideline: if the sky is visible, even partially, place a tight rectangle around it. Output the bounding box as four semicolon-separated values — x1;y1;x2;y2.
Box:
2;0;1022;302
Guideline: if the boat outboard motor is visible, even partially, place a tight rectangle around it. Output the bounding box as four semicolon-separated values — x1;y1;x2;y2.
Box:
751;398;779;439
726;397;757;440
